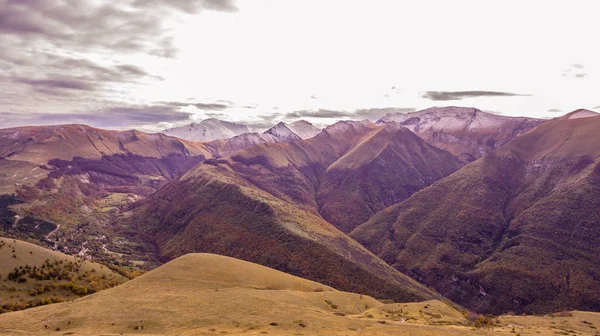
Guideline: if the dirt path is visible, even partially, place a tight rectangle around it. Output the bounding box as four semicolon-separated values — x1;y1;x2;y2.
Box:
13;215;22;228
46;224;60;240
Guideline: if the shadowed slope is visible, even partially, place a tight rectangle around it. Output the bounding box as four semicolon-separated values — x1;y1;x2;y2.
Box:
352;113;600;314
317;123;463;232
225;121;462;232
118;120;465;301
120;161;441;304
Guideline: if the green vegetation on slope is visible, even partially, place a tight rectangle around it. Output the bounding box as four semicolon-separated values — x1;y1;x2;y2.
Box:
0;238;128;314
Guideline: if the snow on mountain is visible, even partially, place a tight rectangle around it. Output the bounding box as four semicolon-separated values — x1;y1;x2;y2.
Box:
265;122;301;142
205;122;302;156
377;106;545;161
324;120;374;134
377;106;523;132
162;118;249;142
286;120;321;139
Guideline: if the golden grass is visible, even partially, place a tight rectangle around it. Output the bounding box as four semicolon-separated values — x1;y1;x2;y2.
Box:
0;237;127;314
2;253;598;335
0;238;122;278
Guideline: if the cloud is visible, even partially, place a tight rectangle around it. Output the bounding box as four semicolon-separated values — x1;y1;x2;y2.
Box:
13;77;96;93
3;54;163;97
353;108;416;120
286;108;416;121
0;0;237;56
422;91;530;101
132;0;238;13
160;101;231;110
547;109;563;113
562;64;587;79
235;113;284;131
286;109;349;119
0;102;194;130
0;0;238;131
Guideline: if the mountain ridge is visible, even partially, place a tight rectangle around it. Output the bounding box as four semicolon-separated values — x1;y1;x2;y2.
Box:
352;112;600;314
377;106;545;161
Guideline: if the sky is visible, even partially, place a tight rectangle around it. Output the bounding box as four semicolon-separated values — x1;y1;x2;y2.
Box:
0;0;599;132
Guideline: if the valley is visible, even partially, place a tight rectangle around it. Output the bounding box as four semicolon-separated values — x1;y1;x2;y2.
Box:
1;107;600;335
2;1;598;333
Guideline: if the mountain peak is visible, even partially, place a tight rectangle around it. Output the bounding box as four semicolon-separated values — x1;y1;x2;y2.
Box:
286;120;321;139
376;106;544;161
264;122;301;141
162;118;249;142
324;120;374;135
561;108;600;120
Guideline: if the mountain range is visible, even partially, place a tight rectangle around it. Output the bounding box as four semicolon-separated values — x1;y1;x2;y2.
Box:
353;108;600;313
378;106;544;162
162;118;321;142
2;106;600;319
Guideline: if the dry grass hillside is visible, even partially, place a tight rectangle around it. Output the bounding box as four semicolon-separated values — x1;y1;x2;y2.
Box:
120;161;442;304
1;253;599;336
0;237;127;314
352;114;600;314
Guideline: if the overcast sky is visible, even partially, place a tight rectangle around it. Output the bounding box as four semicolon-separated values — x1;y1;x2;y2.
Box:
1;0;598;131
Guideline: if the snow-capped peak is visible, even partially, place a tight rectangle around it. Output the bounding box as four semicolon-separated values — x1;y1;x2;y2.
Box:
264;122;301;142
377;106;527;133
162;119;249;142
286;120;321;139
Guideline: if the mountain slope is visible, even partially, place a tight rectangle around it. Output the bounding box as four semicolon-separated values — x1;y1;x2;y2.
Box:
3;253;599;335
119;160;441;304
114;120;468;303
204;122;302;157
352;112;600;314
208;120;462;234
287;120;321;139
0;124;210;192
162;118;249;142
0;124;209;165
0;237;128;313
0;125;212;267
0;253;479;335
317;123;463;232
377;106;545;161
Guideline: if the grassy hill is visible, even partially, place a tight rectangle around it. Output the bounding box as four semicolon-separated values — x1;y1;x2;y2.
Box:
1;253;599;335
352;114;600;314
0;237;127;313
